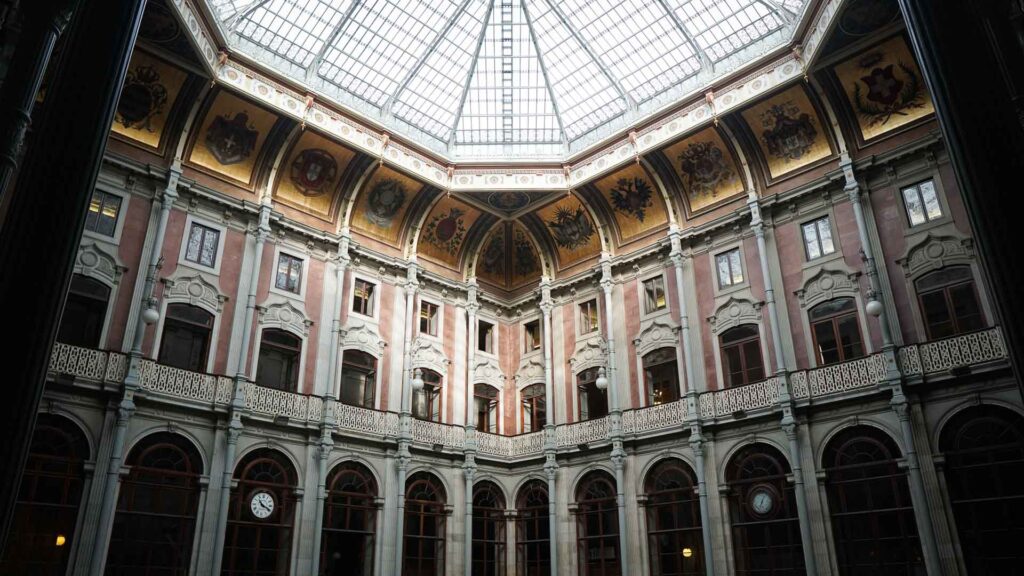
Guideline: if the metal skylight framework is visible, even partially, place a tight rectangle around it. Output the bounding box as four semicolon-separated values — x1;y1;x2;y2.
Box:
208;0;810;159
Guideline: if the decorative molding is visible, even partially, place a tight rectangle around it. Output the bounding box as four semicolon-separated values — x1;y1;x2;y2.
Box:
161;271;227;313
411;336;449;376
515;355;545;387
707;297;763;334
340;320;386;359
75;241;126;287
795;268;861;309
898;233;974;279
473;355;506;390
257;298;314;337
633;317;680;359
569;336;608;374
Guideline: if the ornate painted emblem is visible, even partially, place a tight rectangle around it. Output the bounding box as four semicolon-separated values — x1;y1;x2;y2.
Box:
608;177;654;222
204;112;259;165
677;141;735;200
759;101;818;162
365;179;406;227
852;53;925;129
423;208;467;256
487;191;530;212
116;65;168;132
289;148;337;197
513;229;538;275
479;230;505;276
547;207;594;251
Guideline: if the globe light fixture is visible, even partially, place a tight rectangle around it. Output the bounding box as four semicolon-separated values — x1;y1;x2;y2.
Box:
682;547;693;558
411;368;424;391
55;534;66;547
141;306;160;325
866;299;883;318
595;366;608;391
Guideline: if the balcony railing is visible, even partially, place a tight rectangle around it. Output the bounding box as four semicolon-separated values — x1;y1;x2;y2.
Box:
45;327;1010;460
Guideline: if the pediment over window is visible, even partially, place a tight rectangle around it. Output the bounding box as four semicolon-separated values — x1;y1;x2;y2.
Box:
412;337;449;376
340;320;385;359
569;336;607;373
898;233;974;279
257;299;313;337
161;271;227;313
795;268;861;309
76;241;126;287
633;318;680;359
515;355;544;387
707;297;763;335
473;355;506;390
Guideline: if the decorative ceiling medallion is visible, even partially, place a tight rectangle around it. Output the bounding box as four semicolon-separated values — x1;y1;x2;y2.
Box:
204;111;259;165
365;179;406;227
289;148;337;197
677;141;736;202
487;191;531;212
547;207;595;251
423;208;467;256
759;101;818;162
608;177;654;222
116;65;168;133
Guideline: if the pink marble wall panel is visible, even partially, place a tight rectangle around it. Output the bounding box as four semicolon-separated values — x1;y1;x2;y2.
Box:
211;228;245;374
300;257;325;394
107;195;151;350
774;219;810;368
143;208;187;355
869;186;916;343
622;278;641;409
377;281;395;411
443;303;456;424
562;302;577;422
693;253;718;390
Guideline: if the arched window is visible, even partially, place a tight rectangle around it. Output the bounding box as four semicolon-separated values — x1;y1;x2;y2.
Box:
57;274;110;348
916;266;985;339
472;481;506;576
726;444;804;575
577;368;607;421
340;350;376;408
159;304;214;372
412;370;443;422
643;348;679;405
644;459;702;576
516;480;550;576
822;427;923;574
106;433;203;575
809;298;864;365
403;472;447;576
0;415;89;576
575;471;620;576
940;405;1024;573
222;450;298;576
256;329;302;391
320;461;377;576
720;325;764;388
521;384;546;433
474;384;500;433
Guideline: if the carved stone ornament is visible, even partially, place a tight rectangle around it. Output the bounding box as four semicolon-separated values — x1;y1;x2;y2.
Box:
569;336;608;373
161;272;227;313
795;268;861;309
473;355;506;390
898;233;974;279
707;297;763;334
75;242;125;286
412;337;449;376
515;355;545;387
258;299;313;337
633;317;681;358
340;320;385;359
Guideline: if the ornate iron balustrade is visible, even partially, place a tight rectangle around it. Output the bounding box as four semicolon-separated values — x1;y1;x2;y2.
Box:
476;431;513;458
901;327;1007;375
698;377;784;419
411;418;465;449
243;382;321;422
48;342;112;381
512;432;544;457
803;353;887;397
138;360;224;404
334;402;400;438
557;417;608;447
621;399;686;435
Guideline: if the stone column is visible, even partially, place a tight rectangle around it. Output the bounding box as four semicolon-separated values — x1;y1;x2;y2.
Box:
540;278;559;576
0;0;146;548
463;456;477;576
394;260;419;572
86;398;134;576
891;390;943;573
464;280;479;575
210;204;271;576
309;395;336;575
668;227;697;395
599;256;630;574
688;430;715;576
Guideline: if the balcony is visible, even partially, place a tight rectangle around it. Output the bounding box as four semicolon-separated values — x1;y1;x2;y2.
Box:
46;327;1009;461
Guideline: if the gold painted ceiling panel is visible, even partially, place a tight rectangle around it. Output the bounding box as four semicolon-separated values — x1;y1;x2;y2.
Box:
476;221;542;290
535;194;600;269
274;130;355;220
187;91;279;185
739;85;833;180
417;196;481;268
661;126;745;214
592;163;668;241
350;166;421;245
111;50;188;150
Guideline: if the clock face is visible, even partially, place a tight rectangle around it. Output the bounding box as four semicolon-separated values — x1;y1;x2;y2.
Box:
250;490;275;519
749;486;775;517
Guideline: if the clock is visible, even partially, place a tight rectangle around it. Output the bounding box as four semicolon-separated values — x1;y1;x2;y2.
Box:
250;490;275;519
748;485;776;517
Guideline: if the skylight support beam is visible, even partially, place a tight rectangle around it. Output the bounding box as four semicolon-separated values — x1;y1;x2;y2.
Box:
447;0;498;147
226;0;270;31
758;0;797;23
305;0;362;82
383;0;478;115
653;0;712;70
520;0;567;147
541;0;636;111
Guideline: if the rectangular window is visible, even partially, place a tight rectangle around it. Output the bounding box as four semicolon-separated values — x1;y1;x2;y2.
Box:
524;319;541;353
802;217;836;261
184;222;220;268
579;299;599;333
478;320;494;353
275;253;303;294
352;279;376;316
84;190;122;237
643;276;667;314
419;301;439;336
716;249;744;288
902;180;943;226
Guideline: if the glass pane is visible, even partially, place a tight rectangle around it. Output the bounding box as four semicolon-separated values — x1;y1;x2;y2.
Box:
949;284;984;334
813;319;840;365
185;225;203;262
802;222;820;260
817;218;835;255
903;187;926;226
920;181;943;221
742;340;764;382
836;315;864;361
716;254;731;287
920;290;954;339
201;228;219;266
729;250;744;284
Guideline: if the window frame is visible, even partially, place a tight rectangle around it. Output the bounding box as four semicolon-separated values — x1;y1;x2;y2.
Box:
351;277;378;319
900;179;945;228
157;303;216;373
340;349;378;409
412;369;443;423
915;267;986;340
576;367;608;422
578;298;600;335
520;383;546;433
642;347;680;406
640;273;670;317
271;248;308;298
473;383;500;433
801;215;837;262
808;298;865;366
515;481;550;576
82;187;127;242
718;324;765;388
523;318;542;355
477;318;496;355
57;273;112;349
418;298;441;337
714;247;745;290
178;215;227;275
254;328;303;392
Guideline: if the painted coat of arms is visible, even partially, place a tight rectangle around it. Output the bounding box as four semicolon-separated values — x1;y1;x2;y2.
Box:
116;65;168;132
204;111;259;165
852;52;925;129
547;207;594;250
760;101;818;162
480;230;505;276
365;179;406;227
609;177;654;222
289;148;337;197
677;141;735;200
513;229;538;275
423;208;467;256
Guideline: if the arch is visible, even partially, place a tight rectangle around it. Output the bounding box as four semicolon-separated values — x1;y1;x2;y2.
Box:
325;455;384;491
472;480;508;576
716;437;791;484
473;383;502;433
932;399;1024;451
320;460;378;576
411;368;444;423
0;414;91;575
642;457;704;576
403;471;448;576
814;418;904;471
574;469;621;576
125;424;210;478
234;441;305;479
515;479;551;576
106;432;204;576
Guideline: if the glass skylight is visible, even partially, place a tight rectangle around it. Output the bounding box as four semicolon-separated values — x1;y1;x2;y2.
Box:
208;0;810;159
